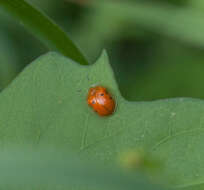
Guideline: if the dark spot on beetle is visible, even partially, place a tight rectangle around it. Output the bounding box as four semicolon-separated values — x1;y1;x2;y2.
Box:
100;93;104;96
92;101;95;104
110;96;112;99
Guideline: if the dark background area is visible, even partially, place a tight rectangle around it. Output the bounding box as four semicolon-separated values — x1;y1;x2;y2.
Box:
1;0;204;101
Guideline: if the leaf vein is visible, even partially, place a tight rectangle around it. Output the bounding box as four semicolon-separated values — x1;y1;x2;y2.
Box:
151;128;204;151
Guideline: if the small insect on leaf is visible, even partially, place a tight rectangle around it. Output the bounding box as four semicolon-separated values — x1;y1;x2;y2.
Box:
87;86;115;116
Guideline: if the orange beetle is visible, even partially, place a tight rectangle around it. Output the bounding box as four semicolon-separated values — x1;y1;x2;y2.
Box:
87;86;115;116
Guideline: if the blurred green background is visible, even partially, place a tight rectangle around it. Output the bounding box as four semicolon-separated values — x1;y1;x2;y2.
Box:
1;0;204;101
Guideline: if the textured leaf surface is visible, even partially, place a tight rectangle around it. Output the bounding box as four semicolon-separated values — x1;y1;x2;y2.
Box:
0;52;204;189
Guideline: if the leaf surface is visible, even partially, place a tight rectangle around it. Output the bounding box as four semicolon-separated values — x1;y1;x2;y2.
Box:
0;52;203;189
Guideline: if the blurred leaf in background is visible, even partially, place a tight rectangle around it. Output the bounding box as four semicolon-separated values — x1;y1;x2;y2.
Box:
2;0;204;100
0;10;46;89
73;0;204;101
0;148;163;190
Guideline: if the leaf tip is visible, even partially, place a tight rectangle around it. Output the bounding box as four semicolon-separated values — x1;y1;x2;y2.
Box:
94;49;110;67
101;49;109;62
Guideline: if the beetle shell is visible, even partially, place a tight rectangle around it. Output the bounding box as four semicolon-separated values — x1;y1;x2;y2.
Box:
87;86;115;116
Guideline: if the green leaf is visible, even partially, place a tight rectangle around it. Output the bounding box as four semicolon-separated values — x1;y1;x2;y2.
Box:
0;30;19;88
0;0;88;65
0;148;160;190
0;51;203;189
